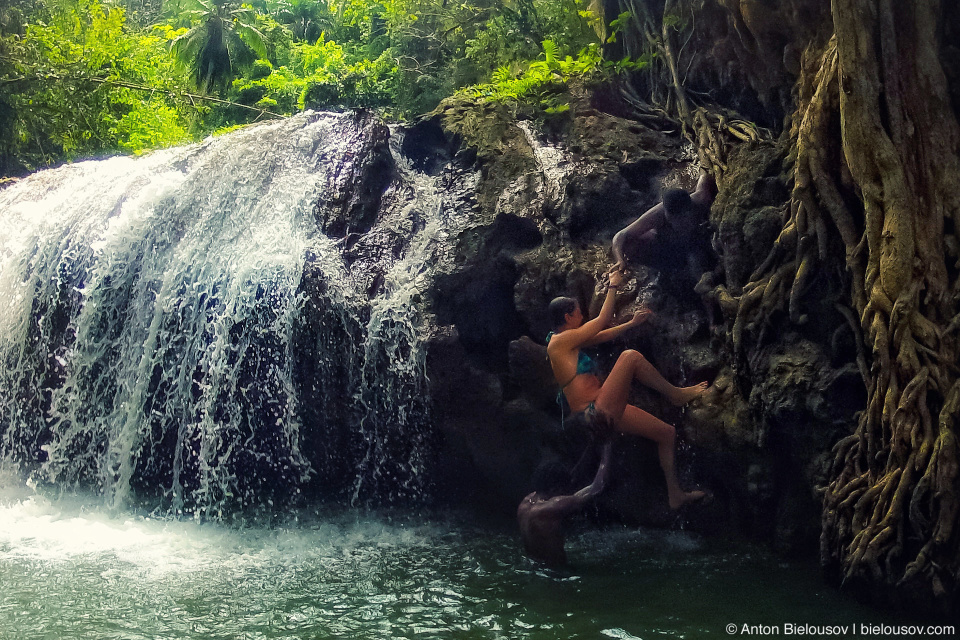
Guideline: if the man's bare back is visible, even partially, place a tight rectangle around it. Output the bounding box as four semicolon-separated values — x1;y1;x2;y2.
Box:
517;441;612;566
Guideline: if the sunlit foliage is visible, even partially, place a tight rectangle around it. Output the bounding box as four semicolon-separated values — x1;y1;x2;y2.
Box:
1;0;614;174
169;0;267;93
460;38;647;114
0;0;194;174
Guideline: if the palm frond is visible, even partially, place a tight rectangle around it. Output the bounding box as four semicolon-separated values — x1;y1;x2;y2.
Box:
542;39;559;67
234;22;268;60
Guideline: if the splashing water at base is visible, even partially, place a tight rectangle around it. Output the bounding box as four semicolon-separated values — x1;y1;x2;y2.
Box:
0;488;919;640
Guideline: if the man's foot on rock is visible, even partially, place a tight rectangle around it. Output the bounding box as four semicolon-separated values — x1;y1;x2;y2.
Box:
668;489;707;510
670;382;709;406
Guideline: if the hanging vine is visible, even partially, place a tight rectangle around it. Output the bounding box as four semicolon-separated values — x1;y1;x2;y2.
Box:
613;0;768;181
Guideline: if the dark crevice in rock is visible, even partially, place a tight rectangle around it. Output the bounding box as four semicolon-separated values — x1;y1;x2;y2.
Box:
618;158;664;192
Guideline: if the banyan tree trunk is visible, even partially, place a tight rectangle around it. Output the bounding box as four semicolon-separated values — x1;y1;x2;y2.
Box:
606;0;960;609
814;0;960;610
674;0;960;609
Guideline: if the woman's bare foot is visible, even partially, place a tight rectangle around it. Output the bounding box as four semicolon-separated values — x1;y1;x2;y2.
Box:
669;382;709;406
668;489;707;510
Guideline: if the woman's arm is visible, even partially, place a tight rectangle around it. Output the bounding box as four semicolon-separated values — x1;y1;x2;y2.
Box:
580;283;619;333
581;308;652;347
552;269;625;349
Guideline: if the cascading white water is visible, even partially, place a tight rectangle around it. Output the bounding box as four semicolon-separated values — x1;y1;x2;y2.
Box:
0;111;467;516
348;129;477;505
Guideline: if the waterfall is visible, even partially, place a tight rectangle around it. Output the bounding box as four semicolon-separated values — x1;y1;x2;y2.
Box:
0;111;468;516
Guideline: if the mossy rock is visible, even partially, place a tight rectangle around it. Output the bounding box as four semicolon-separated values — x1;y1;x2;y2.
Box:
430;95;536;165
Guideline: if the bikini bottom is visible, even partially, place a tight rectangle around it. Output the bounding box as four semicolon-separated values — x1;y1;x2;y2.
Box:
571;402;614;437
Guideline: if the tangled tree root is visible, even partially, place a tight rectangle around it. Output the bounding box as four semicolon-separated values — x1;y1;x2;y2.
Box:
743;2;960;611
615;0;960;611
615;0;772;182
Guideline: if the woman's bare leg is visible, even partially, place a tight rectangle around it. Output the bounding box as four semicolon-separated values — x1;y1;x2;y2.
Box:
615;405;705;509
594;351;705;509
632;351;707;405
598;350;706;410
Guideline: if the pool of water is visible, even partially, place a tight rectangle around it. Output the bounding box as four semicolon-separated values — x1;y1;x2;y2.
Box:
0;488;922;639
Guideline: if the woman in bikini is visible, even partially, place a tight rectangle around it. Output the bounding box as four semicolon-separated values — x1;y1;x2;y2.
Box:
546;266;706;509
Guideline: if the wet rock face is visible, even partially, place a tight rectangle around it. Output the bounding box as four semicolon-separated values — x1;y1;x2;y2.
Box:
418;99;713;519
314;110;395;238
431;214;542;369
712;143;789;290
410;90;858;551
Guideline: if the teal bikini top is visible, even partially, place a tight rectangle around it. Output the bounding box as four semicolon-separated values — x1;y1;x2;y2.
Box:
546;332;600;387
576;351;598;375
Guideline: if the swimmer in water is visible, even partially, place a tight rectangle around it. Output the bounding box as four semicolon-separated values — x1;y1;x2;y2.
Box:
518;440;612;566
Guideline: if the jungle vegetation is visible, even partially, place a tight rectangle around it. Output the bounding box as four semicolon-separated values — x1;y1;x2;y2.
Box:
0;0;616;175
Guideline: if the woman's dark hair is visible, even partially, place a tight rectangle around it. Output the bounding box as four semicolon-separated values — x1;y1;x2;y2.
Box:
548;296;578;329
662;188;692;216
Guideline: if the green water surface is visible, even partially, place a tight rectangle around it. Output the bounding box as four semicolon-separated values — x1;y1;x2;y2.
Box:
0;491;936;640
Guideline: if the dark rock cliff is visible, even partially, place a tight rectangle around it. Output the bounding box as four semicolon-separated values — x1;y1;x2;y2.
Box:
394;85;859;556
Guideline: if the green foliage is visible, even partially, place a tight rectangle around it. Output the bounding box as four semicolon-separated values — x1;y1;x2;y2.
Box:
293;43;397;111
169;0;268;94
250;58;273;79
254;12;295;68
662;12;686;31
273;0;332;43
606;11;632;43
0;0;194;174
1;0;646;172
457;38;647;115
218;34;398;124
111;102;189;153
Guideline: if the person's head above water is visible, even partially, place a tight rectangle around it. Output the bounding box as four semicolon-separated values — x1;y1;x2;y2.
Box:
549;296;579;329
662;188;692;219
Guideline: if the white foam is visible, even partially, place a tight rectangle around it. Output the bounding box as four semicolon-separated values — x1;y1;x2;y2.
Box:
0;488;439;584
